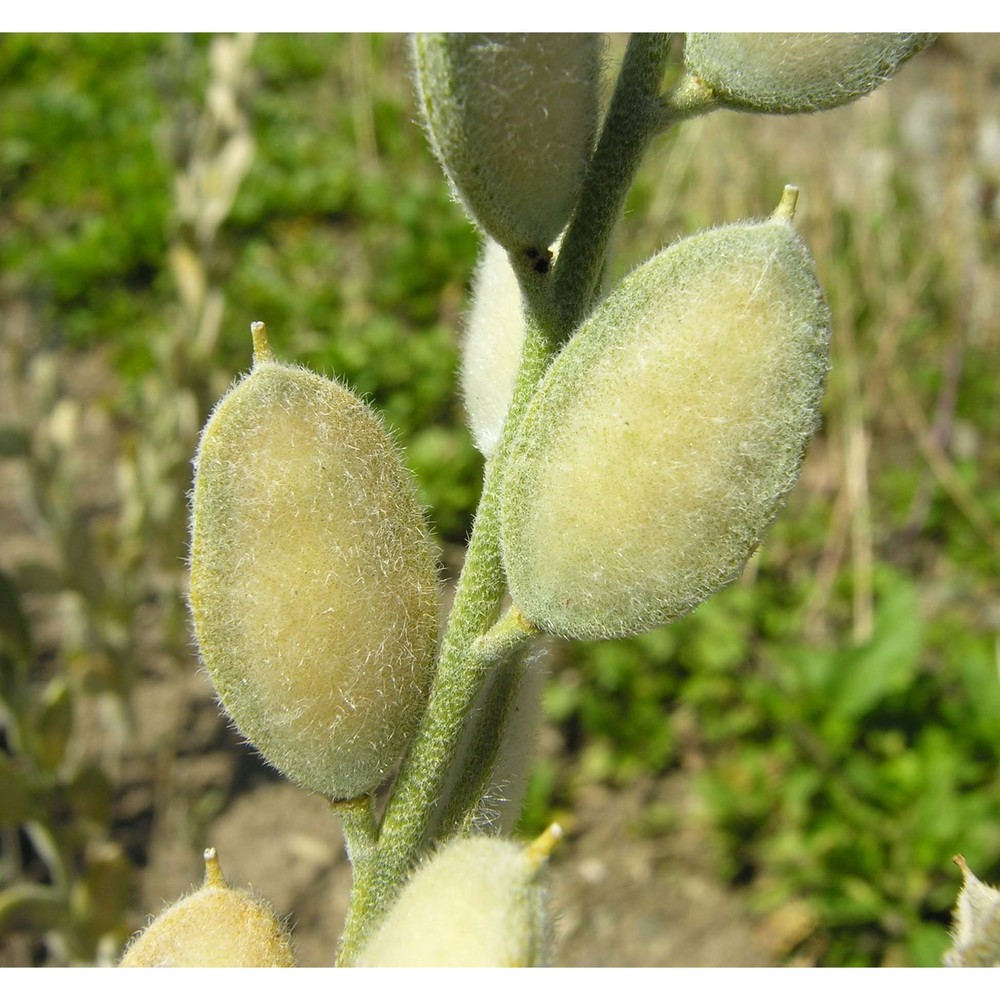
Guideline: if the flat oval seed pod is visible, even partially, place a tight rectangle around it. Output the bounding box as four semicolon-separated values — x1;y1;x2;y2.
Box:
354;828;559;967
119;848;295;967
461;237;526;458
189;324;439;801
413;33;602;253
501;190;830;640
683;33;936;114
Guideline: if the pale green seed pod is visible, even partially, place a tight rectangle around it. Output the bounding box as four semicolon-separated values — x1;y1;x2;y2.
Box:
189;324;439;801
119;848;295;967
412;33;602;253
944;855;1000;967
461;237;526;457
432;644;547;837
354;828;560;967
501;188;830;640
683;33;936;114
480;650;547;834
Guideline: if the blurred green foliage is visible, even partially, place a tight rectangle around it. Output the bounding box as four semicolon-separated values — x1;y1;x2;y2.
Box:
0;567;131;963
0;33;997;967
0;34;176;348
1;33;482;542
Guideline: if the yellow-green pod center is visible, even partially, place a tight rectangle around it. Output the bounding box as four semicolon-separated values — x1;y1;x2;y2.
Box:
189;328;439;801
500;200;830;640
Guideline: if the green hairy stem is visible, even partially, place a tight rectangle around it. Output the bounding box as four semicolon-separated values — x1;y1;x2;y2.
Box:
336;319;549;963
548;34;673;345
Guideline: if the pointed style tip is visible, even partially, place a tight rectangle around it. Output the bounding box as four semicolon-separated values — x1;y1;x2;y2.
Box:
251;321;274;367
773;185;799;223
526;822;564;867
203;846;227;887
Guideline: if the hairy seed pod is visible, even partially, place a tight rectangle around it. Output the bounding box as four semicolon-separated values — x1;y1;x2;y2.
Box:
189;324;439;801
944;855;1000;967
119;848;295;967
354;828;560;967
501;188;830;640
412;33;602;253
683;33;936;114
461;238;526;457
477;649;548;835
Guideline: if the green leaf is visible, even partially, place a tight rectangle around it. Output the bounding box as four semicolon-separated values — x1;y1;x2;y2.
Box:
14;561;66;596
63;763;114;829
0;425;30;458
906;922;951;967
0;568;32;665
959;640;1000;744
826;576;923;723
0;753;41;825
29;677;73;772
72;842;131;940
0;883;66;935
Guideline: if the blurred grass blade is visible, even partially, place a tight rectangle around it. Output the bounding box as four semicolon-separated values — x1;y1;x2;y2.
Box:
0;754;42;825
0;569;32;665
0;425;30;458
0;883;66;935
32;678;73;772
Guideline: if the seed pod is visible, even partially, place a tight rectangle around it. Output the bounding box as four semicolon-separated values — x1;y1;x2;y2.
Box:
476;648;547;835
501;188;830;640
431;644;547;838
683;33;936;114
119;848;295;967
189;324;439;801
412;33;602;253
944;855;1000;967
354;827;559;967
461;238;526;457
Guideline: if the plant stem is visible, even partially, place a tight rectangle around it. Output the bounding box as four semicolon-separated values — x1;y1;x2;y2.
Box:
656;72;718;131
334;796;378;880
336;328;550;966
549;33;674;344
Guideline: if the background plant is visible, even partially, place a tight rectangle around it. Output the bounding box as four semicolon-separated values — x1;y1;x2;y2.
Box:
0;33;996;967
